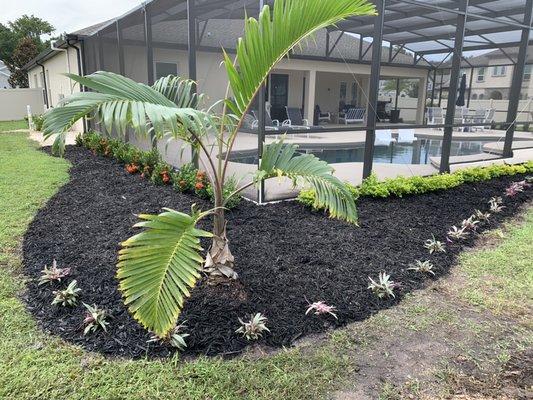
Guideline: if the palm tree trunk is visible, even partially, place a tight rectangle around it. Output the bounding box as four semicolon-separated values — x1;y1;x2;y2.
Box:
204;205;238;279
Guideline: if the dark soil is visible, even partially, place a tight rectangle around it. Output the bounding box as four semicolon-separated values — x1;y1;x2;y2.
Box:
22;146;532;359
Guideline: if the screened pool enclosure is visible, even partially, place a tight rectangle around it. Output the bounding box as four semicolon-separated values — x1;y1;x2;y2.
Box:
69;0;532;201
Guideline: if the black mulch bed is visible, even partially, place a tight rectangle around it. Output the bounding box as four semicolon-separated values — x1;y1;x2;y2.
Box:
22;146;532;359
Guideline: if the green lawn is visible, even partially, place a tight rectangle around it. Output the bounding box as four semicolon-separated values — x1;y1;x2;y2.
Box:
0;119;28;132
0;130;531;399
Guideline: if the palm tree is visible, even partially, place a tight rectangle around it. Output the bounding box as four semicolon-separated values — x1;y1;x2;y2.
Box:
43;0;375;338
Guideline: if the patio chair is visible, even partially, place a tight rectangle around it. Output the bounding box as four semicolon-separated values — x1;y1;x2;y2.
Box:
469;108;487;131
454;107;468;132
483;108;495;130
338;107;366;124
283;107;313;129
397;129;416;144
315;105;331;124
426;107;444;128
251;109;281;129
374;129;396;146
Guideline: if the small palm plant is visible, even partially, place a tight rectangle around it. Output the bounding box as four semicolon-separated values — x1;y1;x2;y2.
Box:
42;0;376;338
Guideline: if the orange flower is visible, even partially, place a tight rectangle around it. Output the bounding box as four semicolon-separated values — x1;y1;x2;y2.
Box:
162;172;171;184
195;182;204;190
126;164;139;174
179;180;187;187
196;171;206;179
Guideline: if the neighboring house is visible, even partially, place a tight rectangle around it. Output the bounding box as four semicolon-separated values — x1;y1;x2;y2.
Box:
440;47;533;101
0;61;12;89
24;12;430;128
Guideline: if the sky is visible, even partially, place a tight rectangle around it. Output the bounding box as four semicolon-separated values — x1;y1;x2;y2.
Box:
1;0;142;37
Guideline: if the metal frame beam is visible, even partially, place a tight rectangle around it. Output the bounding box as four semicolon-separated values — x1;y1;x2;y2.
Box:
257;0;266;203
503;0;533;157
362;0;385;179
440;0;468;174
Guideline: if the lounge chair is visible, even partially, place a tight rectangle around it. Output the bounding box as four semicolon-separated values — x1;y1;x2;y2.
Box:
315;105;331;124
251;109;283;131
426;107;444;128
338;107;366;124
283;107;313;129
374;130;396;146
397;129;416;144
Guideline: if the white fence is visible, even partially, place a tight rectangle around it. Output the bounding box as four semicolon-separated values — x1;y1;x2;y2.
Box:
0;88;45;121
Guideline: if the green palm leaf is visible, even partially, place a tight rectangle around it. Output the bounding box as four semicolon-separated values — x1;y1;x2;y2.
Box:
42;72;213;156
117;207;213;337
257;140;358;223
223;0;376;116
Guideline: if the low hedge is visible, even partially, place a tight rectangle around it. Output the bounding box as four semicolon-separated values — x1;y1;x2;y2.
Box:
76;132;241;208
298;161;533;210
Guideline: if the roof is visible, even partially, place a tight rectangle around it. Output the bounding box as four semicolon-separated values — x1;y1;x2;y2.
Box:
25;0;533;73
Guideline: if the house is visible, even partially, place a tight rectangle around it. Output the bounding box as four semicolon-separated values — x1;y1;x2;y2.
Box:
0;61;12;89
24;9;430;130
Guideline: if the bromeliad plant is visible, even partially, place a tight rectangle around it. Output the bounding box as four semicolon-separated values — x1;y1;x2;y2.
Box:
52;280;81;307
368;272;399;299
83;303;109;335
305;301;338;319
147;323;190;350
424;235;446;254
408;260;435;276
236;313;270;341
42;0;375;338
39;259;71;285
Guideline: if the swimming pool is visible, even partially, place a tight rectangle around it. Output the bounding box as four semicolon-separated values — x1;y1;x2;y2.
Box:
228;139;491;165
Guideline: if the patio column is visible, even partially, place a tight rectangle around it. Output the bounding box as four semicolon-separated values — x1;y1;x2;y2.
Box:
257;0;266;203
188;0;199;167
362;0;385;179
503;0;533;158
306;69;317;123
439;0;468;174
144;2;156;149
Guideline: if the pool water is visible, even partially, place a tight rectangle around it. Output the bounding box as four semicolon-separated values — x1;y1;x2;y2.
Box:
229;139;490;165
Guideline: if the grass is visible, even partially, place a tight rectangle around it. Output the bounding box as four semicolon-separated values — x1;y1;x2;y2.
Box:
459;211;533;319
0;127;531;399
0;119;28;132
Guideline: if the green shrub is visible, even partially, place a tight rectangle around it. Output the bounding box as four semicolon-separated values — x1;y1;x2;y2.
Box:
172;163;198;193
297;162;532;212
25;114;45;131
151;162;173;185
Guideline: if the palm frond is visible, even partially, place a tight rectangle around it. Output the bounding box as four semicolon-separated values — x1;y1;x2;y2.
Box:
152;75;205;108
42;72;214;155
117;207;213;337
257;140;357;223
223;0;376;116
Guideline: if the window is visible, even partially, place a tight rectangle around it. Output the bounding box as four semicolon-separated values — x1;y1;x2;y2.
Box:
472;93;477;100
155;62;178;80
492;66;506;77
524;65;531;81
479;94;484;100
33;74;39;88
477;67;485;82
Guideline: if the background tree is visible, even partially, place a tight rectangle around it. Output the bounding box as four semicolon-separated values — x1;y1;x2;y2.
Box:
1;15;54;88
8;14;54;52
7;38;38;88
0;23;17;64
